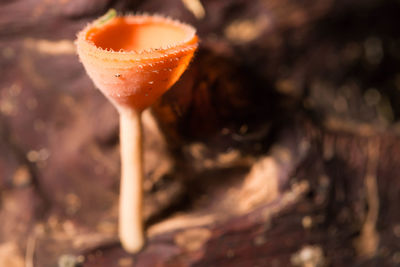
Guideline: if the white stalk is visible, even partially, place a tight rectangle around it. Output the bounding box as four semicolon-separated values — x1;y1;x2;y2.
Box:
118;109;144;253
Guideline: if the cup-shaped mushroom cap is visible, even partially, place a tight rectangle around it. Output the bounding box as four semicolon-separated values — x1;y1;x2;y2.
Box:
76;14;198;112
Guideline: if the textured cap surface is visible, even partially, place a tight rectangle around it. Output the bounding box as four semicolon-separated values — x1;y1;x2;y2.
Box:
76;14;198;111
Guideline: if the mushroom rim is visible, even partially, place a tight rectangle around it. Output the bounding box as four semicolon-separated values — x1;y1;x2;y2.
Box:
76;14;198;62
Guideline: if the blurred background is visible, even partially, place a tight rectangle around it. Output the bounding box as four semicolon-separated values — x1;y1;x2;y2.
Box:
1;0;400;266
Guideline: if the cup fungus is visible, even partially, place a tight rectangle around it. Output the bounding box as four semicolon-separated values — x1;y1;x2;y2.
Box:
76;9;198;253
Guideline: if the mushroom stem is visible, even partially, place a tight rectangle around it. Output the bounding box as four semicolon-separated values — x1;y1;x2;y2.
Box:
118;108;144;253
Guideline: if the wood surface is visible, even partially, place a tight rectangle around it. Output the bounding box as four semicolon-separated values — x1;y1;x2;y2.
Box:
0;0;400;266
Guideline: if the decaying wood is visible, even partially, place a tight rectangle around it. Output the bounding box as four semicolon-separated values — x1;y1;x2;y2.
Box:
1;0;400;266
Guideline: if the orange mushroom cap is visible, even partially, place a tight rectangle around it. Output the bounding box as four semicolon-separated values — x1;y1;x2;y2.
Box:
76;13;198;112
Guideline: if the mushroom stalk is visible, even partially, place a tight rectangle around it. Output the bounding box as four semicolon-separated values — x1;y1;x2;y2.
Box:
119;109;144;253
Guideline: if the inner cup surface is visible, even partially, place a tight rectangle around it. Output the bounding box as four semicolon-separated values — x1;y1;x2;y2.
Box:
87;17;190;52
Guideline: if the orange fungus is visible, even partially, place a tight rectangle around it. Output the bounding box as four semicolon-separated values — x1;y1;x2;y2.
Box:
76;12;198;112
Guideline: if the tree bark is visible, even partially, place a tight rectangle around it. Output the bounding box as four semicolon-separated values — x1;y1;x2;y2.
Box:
0;0;399;266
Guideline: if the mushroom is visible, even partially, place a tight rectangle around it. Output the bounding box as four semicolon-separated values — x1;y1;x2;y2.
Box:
76;9;198;253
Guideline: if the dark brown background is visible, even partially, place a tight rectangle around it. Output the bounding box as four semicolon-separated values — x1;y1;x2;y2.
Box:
1;0;400;266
